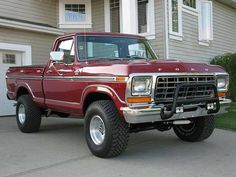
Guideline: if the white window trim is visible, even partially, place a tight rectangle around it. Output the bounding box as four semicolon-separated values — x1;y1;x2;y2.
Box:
138;0;156;40
198;0;213;46
182;0;199;16
0;42;32;65
59;0;92;29
104;0;155;39
169;0;183;39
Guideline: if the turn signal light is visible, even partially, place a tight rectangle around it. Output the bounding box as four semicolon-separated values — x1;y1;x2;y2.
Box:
217;92;226;97
127;96;151;103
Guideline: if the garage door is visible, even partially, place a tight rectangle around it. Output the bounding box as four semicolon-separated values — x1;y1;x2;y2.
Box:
0;50;23;116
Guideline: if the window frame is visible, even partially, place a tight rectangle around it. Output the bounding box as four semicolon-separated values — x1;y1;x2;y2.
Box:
137;0;156;39
182;0;199;16
169;0;183;39
59;0;92;29
198;0;213;45
104;0;155;40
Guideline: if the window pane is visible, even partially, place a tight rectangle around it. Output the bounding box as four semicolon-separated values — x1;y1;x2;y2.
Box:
110;0;120;33
128;43;147;58
200;2;213;41
138;0;148;33
172;0;179;33
58;39;74;64
65;4;86;22
77;36;157;60
3;53;16;64
183;0;196;9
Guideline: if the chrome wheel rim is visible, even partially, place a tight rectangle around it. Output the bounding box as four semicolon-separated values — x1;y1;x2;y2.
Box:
18;104;26;125
90;115;105;145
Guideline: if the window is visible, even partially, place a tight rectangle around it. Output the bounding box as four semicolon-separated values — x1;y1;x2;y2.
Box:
65;4;86;22
59;0;92;28
183;0;196;9
169;0;182;37
57;39;74;64
137;0;155;38
2;53;16;64
199;1;213;42
138;0;148;33
77;36;157;60
110;0;120;33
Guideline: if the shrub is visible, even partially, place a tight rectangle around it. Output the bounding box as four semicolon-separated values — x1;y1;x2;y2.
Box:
211;53;236;101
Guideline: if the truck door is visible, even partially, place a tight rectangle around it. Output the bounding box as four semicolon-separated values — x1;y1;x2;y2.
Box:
43;37;83;115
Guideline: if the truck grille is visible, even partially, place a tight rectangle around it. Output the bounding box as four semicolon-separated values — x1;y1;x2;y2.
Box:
154;75;216;103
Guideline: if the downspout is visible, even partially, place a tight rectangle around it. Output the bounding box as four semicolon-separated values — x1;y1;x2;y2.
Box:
164;0;169;59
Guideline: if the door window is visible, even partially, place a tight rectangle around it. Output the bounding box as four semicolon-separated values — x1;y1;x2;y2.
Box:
57;39;74;64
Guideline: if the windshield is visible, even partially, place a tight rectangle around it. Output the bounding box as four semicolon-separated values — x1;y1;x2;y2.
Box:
77;36;158;60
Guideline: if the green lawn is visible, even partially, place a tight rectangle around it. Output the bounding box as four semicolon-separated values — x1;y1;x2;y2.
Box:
215;102;236;131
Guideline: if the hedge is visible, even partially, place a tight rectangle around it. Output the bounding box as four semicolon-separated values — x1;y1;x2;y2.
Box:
211;53;236;101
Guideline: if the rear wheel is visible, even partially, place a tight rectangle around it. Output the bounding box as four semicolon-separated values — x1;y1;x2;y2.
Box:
85;100;129;158
173;116;215;142
16;95;42;133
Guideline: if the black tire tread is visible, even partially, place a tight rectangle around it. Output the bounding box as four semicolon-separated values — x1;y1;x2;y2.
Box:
173;116;215;142
16;95;42;133
85;100;129;158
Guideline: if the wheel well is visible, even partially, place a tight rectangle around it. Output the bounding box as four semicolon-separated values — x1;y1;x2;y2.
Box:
17;87;29;100
83;92;112;115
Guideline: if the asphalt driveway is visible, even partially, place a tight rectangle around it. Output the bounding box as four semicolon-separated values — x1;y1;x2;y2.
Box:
0;116;236;177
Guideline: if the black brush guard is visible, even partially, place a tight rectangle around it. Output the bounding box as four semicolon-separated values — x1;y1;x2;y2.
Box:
160;83;220;120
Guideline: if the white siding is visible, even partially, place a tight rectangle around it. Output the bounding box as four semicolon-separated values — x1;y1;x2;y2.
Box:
0;0;58;27
0;27;56;65
149;0;166;58
169;0;236;63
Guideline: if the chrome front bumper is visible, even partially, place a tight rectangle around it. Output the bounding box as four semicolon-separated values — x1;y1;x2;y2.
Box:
121;99;231;124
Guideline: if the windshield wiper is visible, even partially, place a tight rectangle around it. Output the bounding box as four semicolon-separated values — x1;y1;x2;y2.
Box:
126;55;148;59
86;57;123;61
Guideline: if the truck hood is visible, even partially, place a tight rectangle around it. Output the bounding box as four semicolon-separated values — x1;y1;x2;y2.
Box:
80;59;226;76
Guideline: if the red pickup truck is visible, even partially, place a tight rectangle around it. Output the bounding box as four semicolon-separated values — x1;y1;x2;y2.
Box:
6;32;231;158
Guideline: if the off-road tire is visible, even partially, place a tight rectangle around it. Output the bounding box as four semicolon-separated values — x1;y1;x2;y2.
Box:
85;100;129;158
173;116;215;142
16;95;42;133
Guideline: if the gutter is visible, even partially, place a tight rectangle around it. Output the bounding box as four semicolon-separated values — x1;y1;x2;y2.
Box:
0;18;64;35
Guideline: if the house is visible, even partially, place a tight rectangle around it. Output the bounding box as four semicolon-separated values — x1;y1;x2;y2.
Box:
0;0;236;116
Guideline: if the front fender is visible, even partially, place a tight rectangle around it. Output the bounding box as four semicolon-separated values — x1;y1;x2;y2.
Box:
81;85;127;117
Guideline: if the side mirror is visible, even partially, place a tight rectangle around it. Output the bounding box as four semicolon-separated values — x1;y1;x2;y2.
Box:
50;51;64;62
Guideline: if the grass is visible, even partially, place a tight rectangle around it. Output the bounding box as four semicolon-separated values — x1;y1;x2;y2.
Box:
215;102;236;131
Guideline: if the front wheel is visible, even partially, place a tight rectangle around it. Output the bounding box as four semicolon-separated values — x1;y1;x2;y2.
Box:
16;95;42;133
173;116;215;142
85;100;129;158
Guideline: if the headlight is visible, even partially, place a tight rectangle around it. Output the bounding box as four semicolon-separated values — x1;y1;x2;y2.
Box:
217;75;229;90
217;78;226;88
132;76;152;96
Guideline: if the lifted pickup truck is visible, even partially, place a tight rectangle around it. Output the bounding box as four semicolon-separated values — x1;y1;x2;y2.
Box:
6;32;231;158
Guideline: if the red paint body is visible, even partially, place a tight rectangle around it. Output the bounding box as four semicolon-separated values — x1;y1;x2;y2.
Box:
5;33;225;118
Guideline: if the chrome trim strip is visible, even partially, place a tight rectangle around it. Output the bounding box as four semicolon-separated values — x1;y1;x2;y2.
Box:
44;76;116;82
7;75;122;82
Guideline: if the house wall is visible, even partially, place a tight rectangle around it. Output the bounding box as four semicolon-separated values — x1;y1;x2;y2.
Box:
0;27;57;65
0;0;58;27
168;0;236;63
60;0;105;33
149;0;166;59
